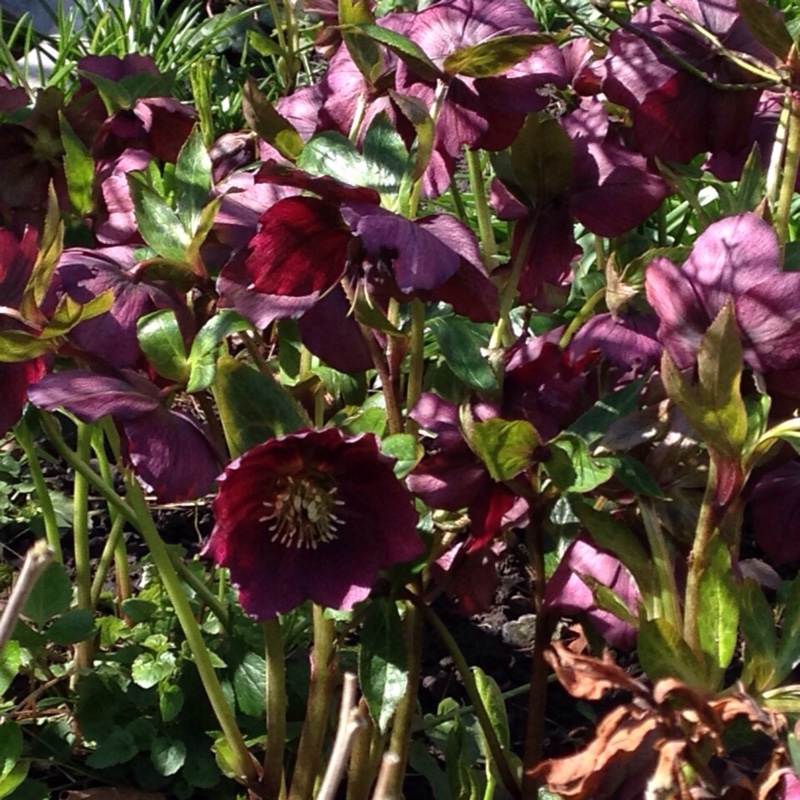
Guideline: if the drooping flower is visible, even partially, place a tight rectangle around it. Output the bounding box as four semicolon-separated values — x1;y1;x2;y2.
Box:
748;461;800;567
28;370;220;502
602;0;776;163
645;213;800;373
203;428;423;619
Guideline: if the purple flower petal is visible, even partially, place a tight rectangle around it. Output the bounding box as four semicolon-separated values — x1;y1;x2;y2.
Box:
0;359;45;437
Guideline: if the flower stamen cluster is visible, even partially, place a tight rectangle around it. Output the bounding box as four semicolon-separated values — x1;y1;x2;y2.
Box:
259;476;345;550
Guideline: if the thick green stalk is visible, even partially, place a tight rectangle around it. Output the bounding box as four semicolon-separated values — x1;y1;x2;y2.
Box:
489;222;535;349
405;299;426;429
384;597;423;797
465;149;497;269
90;512;125;609
126;478;260;785
288;605;337;800
558;288;606;349
263;617;287;800
15;419;62;563
72;423;93;674
776;91;800;253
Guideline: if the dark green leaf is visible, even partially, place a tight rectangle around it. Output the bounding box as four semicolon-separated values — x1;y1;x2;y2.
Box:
363;112;411;195
0;722;22;780
0;641;20;696
470;419;538;481
44;609;95;645
509;114;573;202
638;617;706;687
186;310;252;393
212;356;309;457
739;579;778;691
120;598;157;624
581;575;639;628
737;0;792;58
472;666;509;752
175;125;212;233
380;433;422;478
428;316;497;391
128;173;191;262
22;561;71;627
341;23;441;82
297;131;367;187
151;737;187;777
241;78;304;162
233;651;266;717
389;91;435;181
567;378;645;444
136;310;189;383
159;684;184;723
778;574;800;680
59;114;94;216
359;598;408;734
697;537;739;677
546;434;614;493
86;729;139;768
339;0;384;84
605;455;664;498
443;33;553;77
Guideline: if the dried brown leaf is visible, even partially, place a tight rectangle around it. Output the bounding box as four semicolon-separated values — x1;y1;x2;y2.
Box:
545;641;647;701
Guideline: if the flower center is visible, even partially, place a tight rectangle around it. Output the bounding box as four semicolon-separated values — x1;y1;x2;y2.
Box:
258;476;344;550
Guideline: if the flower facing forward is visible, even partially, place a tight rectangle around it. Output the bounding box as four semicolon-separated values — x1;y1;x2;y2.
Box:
203;428;423;619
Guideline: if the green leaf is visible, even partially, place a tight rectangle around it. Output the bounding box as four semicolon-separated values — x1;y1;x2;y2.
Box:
428;316;497;392
187;310;252;393
132;651;176;689
0;641;20;696
444;33;553;78
359;598;408;734
739;579;778;691
159;684;184;723
212;356;309;457
696;537;739;679
120;598;157;624
580;574;639;628
569;497;655;599
175;125;212;233
297;131;367;188
605;454;663;498
567;378;645;444
363;112;412;196
737;0;792;58
472;666;510;752
137;310;189;382
185;195;223;268
546;434;614;493
233;650;266;717
128;172;191;262
151;737;187;777
44;609;95;645
638;617;706;687
0;722;22;781
661;301;747;460
778;574;800;680
85;728;139;769
341;23;441;82
389;91;434;181
59;114;94;216
41;291;114;339
470;419;538;481
0;759;28;798
509;114;573;202
241;78;304;162
380;433;422;479
22;561;71;627
339;0;384;84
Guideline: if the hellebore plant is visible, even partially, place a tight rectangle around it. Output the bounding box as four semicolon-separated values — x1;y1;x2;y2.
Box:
8;2;800;800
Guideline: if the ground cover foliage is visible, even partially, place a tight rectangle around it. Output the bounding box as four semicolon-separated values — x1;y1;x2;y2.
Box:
3;0;800;797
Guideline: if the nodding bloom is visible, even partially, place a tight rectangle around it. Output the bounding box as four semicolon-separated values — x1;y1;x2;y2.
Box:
203;428;423;619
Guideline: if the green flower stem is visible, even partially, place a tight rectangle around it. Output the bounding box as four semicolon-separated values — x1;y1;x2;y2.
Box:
412;597;522;800
683;461;721;656
72;423;93;674
489;222;536;350
91;427;131;609
263;617;287;800
168;550;231;631
385;595;423;798
289;605;337;800
125;477;260;785
465;149;497;269
346;703;383;800
39;412;259;785
558;287;606;349
405;299;426;431
776;90;800;252
196;390;229;462
15;419;62;563
639;500;682;629
448;176;468;222
767;92;792;204
89;512;125;609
